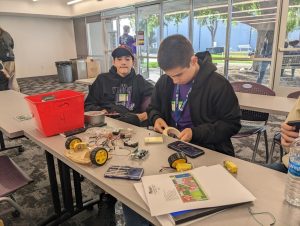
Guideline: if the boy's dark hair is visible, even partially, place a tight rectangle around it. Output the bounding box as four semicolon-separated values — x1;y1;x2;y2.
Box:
158;35;194;70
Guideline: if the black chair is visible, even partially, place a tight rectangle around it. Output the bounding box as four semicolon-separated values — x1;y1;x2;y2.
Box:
268;90;300;163
231;82;276;163
0;155;33;220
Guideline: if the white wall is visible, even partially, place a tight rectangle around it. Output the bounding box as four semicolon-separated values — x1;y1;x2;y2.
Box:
0;15;77;78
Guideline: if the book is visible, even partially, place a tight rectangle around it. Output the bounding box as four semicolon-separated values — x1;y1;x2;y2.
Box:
141;165;255;216
169;203;246;225
134;182;251;226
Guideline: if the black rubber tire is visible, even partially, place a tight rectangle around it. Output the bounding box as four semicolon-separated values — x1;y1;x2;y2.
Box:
90;147;108;166
65;136;82;149
168;152;187;169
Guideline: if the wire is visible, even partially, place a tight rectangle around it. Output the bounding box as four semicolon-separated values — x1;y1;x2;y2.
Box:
248;207;276;226
109;147;131;156
159;166;173;173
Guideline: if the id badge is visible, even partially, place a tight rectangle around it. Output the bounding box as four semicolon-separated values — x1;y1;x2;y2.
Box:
171;101;183;111
171;101;175;111
119;93;128;102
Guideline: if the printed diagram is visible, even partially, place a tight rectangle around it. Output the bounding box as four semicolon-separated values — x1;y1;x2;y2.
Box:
170;173;208;202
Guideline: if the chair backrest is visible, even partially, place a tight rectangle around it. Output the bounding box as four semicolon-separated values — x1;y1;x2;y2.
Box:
0;156;32;197
231;82;276;121
287;90;300;99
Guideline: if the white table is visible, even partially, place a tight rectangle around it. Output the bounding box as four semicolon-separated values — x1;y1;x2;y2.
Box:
0;90;34;138
75;78;96;85
236;92;297;115
24;117;300;226
1;90;299;226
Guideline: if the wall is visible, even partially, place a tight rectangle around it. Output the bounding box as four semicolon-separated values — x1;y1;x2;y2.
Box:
0;15;77;78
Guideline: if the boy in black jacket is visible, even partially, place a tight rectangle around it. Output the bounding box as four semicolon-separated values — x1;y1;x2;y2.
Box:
84;45;153;226
84;45;154;126
122;35;241;226
148;34;241;157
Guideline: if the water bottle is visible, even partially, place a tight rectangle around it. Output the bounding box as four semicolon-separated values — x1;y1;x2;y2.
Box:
285;132;300;207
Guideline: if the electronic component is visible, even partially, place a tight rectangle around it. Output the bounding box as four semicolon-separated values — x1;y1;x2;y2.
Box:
124;140;138;148
112;128;120;135
144;136;164;144
223;160;238;173
167;141;204;158
131;149;149;160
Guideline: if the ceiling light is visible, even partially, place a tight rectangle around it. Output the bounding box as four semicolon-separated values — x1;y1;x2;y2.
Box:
67;0;83;5
32;0;38;2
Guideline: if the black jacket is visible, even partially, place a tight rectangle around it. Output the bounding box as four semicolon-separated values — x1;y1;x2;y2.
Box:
147;52;241;156
85;66;154;114
0;29;14;62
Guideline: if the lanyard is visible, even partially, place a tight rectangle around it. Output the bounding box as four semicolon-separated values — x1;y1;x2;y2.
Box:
174;82;193;126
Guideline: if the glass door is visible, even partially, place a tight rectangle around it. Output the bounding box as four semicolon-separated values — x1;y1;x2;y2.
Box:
103;18;118;71
136;4;161;81
273;0;300;96
119;14;136;53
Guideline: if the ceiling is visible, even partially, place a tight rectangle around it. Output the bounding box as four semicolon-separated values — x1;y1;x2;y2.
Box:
0;0;142;18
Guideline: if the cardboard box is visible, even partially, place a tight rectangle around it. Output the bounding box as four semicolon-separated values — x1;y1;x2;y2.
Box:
86;58;101;78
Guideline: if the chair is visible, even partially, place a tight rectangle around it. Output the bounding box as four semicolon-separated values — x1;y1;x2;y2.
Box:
0;155;33;220
231;82;276;163
269;90;300;163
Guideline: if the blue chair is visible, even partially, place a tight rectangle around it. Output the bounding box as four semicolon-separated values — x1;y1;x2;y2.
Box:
231;82;276;163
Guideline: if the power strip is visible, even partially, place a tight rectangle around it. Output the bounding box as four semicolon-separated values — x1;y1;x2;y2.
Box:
144;136;164;144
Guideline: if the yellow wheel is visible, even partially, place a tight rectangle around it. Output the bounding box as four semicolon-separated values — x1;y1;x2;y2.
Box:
65;136;82;150
168;152;187;169
90;147;108;166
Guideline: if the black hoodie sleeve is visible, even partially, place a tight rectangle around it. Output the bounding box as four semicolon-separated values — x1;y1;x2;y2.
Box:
147;76;166;125
191;80;241;145
84;76;105;112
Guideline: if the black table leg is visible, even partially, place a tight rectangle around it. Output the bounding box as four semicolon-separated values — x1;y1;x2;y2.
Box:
58;160;74;213
0;130;24;153
45;151;62;215
73;170;83;209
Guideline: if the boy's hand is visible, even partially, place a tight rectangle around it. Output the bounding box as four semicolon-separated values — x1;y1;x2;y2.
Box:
154;118;168;133
281;122;299;147
178;128;193;142
136;112;147;122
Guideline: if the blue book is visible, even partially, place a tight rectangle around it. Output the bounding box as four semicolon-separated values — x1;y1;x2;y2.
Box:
169;203;247;225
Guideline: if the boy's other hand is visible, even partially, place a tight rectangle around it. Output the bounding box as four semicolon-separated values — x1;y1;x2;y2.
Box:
154;118;168;133
178;128;192;142
281;122;299;147
136;112;148;122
